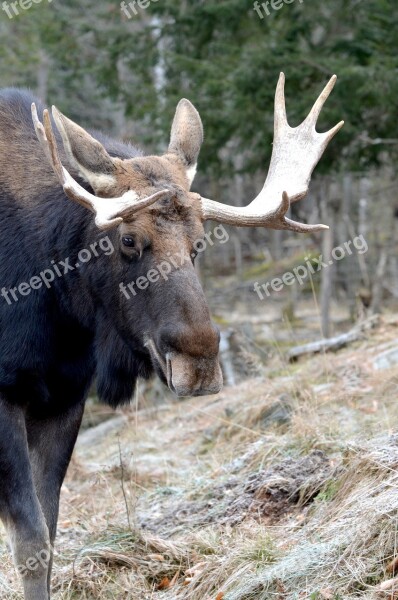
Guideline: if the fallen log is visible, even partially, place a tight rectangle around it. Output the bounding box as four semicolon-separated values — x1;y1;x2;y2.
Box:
287;315;379;362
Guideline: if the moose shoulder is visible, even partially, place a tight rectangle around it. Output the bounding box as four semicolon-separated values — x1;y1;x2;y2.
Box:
0;76;343;599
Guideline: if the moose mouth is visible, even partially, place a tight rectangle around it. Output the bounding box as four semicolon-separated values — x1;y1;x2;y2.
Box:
144;338;170;385
145;337;223;398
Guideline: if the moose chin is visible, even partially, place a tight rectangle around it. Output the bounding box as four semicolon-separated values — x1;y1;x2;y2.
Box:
0;73;343;599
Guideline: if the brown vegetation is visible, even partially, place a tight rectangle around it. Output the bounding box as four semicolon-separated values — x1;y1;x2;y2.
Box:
3;316;398;599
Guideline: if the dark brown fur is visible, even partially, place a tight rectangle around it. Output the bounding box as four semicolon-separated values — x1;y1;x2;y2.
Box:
0;88;221;600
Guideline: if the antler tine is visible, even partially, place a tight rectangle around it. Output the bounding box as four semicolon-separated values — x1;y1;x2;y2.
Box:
32;103;102;214
321;119;345;145
33;104;70;190
32;103;53;168
305;74;338;127
198;73;344;232
32;103;171;230
274;192;328;232
42;109;68;188
33;103;93;214
274;72;288;130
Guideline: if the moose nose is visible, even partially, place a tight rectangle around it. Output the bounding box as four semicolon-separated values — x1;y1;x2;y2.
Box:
157;324;223;397
158;323;220;357
166;354;223;397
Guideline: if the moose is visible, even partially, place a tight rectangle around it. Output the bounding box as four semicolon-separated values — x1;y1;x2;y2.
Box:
0;74;343;599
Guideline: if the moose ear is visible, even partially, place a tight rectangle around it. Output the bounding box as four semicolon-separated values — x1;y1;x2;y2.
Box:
52;107;117;195
168;99;204;186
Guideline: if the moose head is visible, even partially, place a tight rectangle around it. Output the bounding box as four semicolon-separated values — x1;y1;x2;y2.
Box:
31;74;343;399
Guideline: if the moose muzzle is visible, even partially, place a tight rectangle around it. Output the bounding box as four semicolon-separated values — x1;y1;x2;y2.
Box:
166;353;223;397
147;322;223;397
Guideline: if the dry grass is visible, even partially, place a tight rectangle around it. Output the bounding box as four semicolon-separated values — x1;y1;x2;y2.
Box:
223;436;398;600
2;316;398;599
52;528;193;599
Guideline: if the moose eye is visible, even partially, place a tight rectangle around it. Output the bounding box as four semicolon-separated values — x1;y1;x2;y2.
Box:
122;236;135;248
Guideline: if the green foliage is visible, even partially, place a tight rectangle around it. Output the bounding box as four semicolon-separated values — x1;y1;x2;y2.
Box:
315;479;341;503
0;0;396;177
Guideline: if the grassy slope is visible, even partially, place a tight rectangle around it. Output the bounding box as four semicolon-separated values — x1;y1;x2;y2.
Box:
2;317;398;599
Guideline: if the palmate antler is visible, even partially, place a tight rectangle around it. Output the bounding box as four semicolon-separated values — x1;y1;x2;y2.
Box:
199;73;344;232
32;73;342;233
31;104;169;230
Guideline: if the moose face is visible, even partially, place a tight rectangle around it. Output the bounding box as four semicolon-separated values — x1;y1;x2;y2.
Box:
33;99;224;397
115;179;223;398
32;73;343;397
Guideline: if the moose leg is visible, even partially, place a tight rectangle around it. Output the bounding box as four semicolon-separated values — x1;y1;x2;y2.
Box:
0;396;50;600
26;400;85;596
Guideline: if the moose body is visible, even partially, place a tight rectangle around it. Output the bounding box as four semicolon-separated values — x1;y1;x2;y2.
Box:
0;76;342;599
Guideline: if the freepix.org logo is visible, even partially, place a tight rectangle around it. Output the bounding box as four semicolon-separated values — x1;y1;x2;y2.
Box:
1;0;52;19
120;0;159;19
253;234;368;299
120;225;229;300
253;0;304;19
1;236;114;305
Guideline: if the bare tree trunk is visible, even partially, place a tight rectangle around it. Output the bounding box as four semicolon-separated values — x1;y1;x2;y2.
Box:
271;230;283;261
342;174;357;320
389;208;398;296
358;177;370;239
320;185;335;338
232;235;243;278
369;251;387;314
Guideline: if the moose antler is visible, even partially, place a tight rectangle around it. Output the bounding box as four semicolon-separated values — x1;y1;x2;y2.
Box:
31;104;169;230
199;73;344;232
